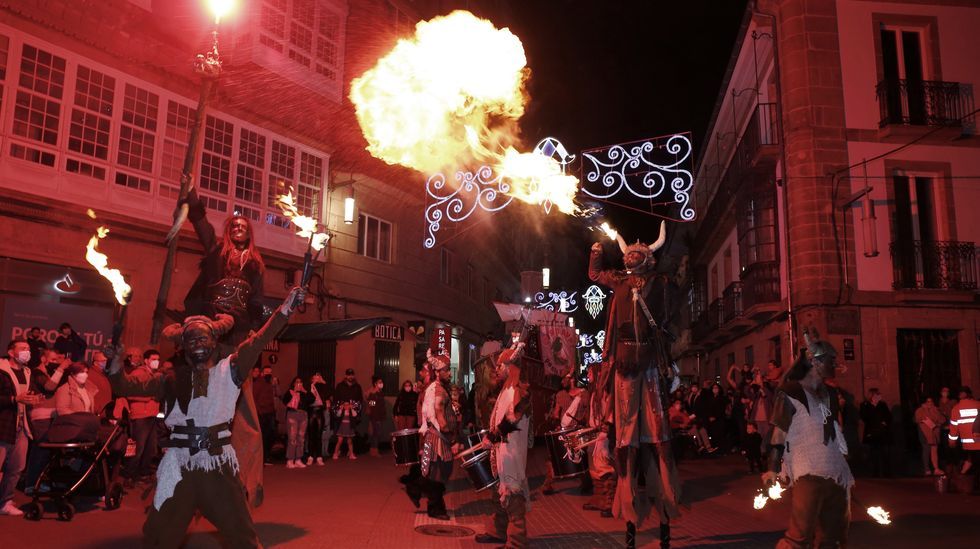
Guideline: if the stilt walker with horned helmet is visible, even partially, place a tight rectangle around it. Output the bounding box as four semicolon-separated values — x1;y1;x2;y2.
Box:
587;221;683;549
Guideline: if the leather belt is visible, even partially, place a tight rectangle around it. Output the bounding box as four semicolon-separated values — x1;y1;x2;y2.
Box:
163;421;231;456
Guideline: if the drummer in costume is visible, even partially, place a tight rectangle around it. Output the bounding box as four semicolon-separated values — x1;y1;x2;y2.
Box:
583;362;616;517
541;372;592;496
398;360;434;508
417;353;461;520
588;221;682;549
474;341;531;548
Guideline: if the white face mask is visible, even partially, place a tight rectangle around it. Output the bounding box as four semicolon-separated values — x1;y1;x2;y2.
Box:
94;361;107;371
75;373;89;385
149;360;160;370
16;350;30;364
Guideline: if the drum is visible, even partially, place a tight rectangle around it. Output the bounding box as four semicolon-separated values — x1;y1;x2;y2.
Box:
464;429;489;450
563;427;600;463
391;428;420;466
456;444;498;492
544;428;587;479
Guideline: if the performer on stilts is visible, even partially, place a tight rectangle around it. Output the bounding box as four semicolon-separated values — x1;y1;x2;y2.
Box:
475;340;531;548
763;329;853;548
110;287;305;548
588;221;682;549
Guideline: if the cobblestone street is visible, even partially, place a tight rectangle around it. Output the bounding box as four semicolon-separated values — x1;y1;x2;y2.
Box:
2;446;975;548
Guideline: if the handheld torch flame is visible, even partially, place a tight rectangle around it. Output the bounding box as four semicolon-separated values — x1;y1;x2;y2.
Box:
276;191;330;251
767;481;785;500
866;506;891;525
85;225;132;305
599;222;618;241
753;493;768;510
350;10;580;214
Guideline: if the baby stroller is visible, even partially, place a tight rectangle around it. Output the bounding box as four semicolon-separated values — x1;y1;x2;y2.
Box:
23;407;129;521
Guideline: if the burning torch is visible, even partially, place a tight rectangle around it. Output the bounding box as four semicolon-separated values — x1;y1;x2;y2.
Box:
85;210;133;348
276;191;330;308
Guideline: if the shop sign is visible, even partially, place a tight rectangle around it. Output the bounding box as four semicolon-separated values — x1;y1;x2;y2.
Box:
431;325;451;358
373;323;404;341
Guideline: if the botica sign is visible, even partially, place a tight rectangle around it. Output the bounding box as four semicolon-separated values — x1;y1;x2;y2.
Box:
373;323;404;341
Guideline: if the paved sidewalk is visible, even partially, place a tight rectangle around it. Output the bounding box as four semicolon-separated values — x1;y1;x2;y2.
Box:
1;445;976;548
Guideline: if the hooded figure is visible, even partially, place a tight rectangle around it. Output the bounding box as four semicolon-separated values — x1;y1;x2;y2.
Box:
111;287;304;549
588;220;681;549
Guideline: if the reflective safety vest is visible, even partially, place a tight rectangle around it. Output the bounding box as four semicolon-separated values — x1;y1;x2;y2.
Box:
949;398;980;451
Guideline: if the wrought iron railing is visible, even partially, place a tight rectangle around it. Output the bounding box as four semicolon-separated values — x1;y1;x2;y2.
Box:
734;102;779;171
876;79;974;128
741;261;781;309
890;240;977;290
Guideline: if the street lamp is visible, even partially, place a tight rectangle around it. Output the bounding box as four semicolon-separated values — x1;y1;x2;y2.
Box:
541;267;550;289
344;192;356;225
150;0;236;344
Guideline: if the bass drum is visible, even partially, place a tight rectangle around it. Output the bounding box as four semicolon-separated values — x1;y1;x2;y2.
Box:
391;428;420;466
544;428;587;479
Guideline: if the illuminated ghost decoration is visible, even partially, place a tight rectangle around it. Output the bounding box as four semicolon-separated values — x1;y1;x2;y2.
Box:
583;285;607;319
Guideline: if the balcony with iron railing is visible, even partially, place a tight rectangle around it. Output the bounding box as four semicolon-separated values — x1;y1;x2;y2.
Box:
741;260;781;317
876;79;975;129
890;240;977;291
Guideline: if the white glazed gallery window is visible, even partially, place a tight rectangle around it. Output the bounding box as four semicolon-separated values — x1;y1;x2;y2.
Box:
199;114;234;213
115;83;159;193
0;30;331;238
358;212;392;263
159;99;194;200
10;43;65;168
265;139;296;228
66;64;114;181
234;127;266;221
257;0;346;97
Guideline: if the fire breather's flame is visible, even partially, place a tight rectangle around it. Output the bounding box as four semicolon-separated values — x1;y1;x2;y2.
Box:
768;481;785;500
350;10;580;215
867;506;891;525
753;493;768;510
276;192;330;251
85;226;132;305
600;222;618;241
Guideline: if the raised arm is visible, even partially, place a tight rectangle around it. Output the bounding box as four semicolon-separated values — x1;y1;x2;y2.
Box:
588;243;616;287
185;188;217;253
232;286;306;383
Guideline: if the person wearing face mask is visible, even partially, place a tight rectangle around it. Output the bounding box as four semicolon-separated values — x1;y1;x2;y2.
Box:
54;363;98;416
24;350;71;492
282;377;312;469
393;380;419;430
366;376;387;457
0;340;44;516
122;349;162;487
763;329;853;549
859;387;892;478
307;373;330;465
86;350;113;417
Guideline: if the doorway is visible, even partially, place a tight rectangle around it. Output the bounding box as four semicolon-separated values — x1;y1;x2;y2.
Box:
895;329;961;450
298;340;337;385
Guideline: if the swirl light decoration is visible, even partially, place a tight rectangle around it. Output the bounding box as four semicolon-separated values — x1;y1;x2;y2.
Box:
424;166;514;248
581;132;696;221
534;290;579;313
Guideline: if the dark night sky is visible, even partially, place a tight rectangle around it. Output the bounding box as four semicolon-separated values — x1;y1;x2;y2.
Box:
486;1;748;296
501;0;749;235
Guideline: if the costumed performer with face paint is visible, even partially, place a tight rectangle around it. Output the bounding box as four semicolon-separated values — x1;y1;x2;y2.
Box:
110;286;305;548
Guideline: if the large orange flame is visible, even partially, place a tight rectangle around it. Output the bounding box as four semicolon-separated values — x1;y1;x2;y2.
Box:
85;225;132;305
350;10;579;214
